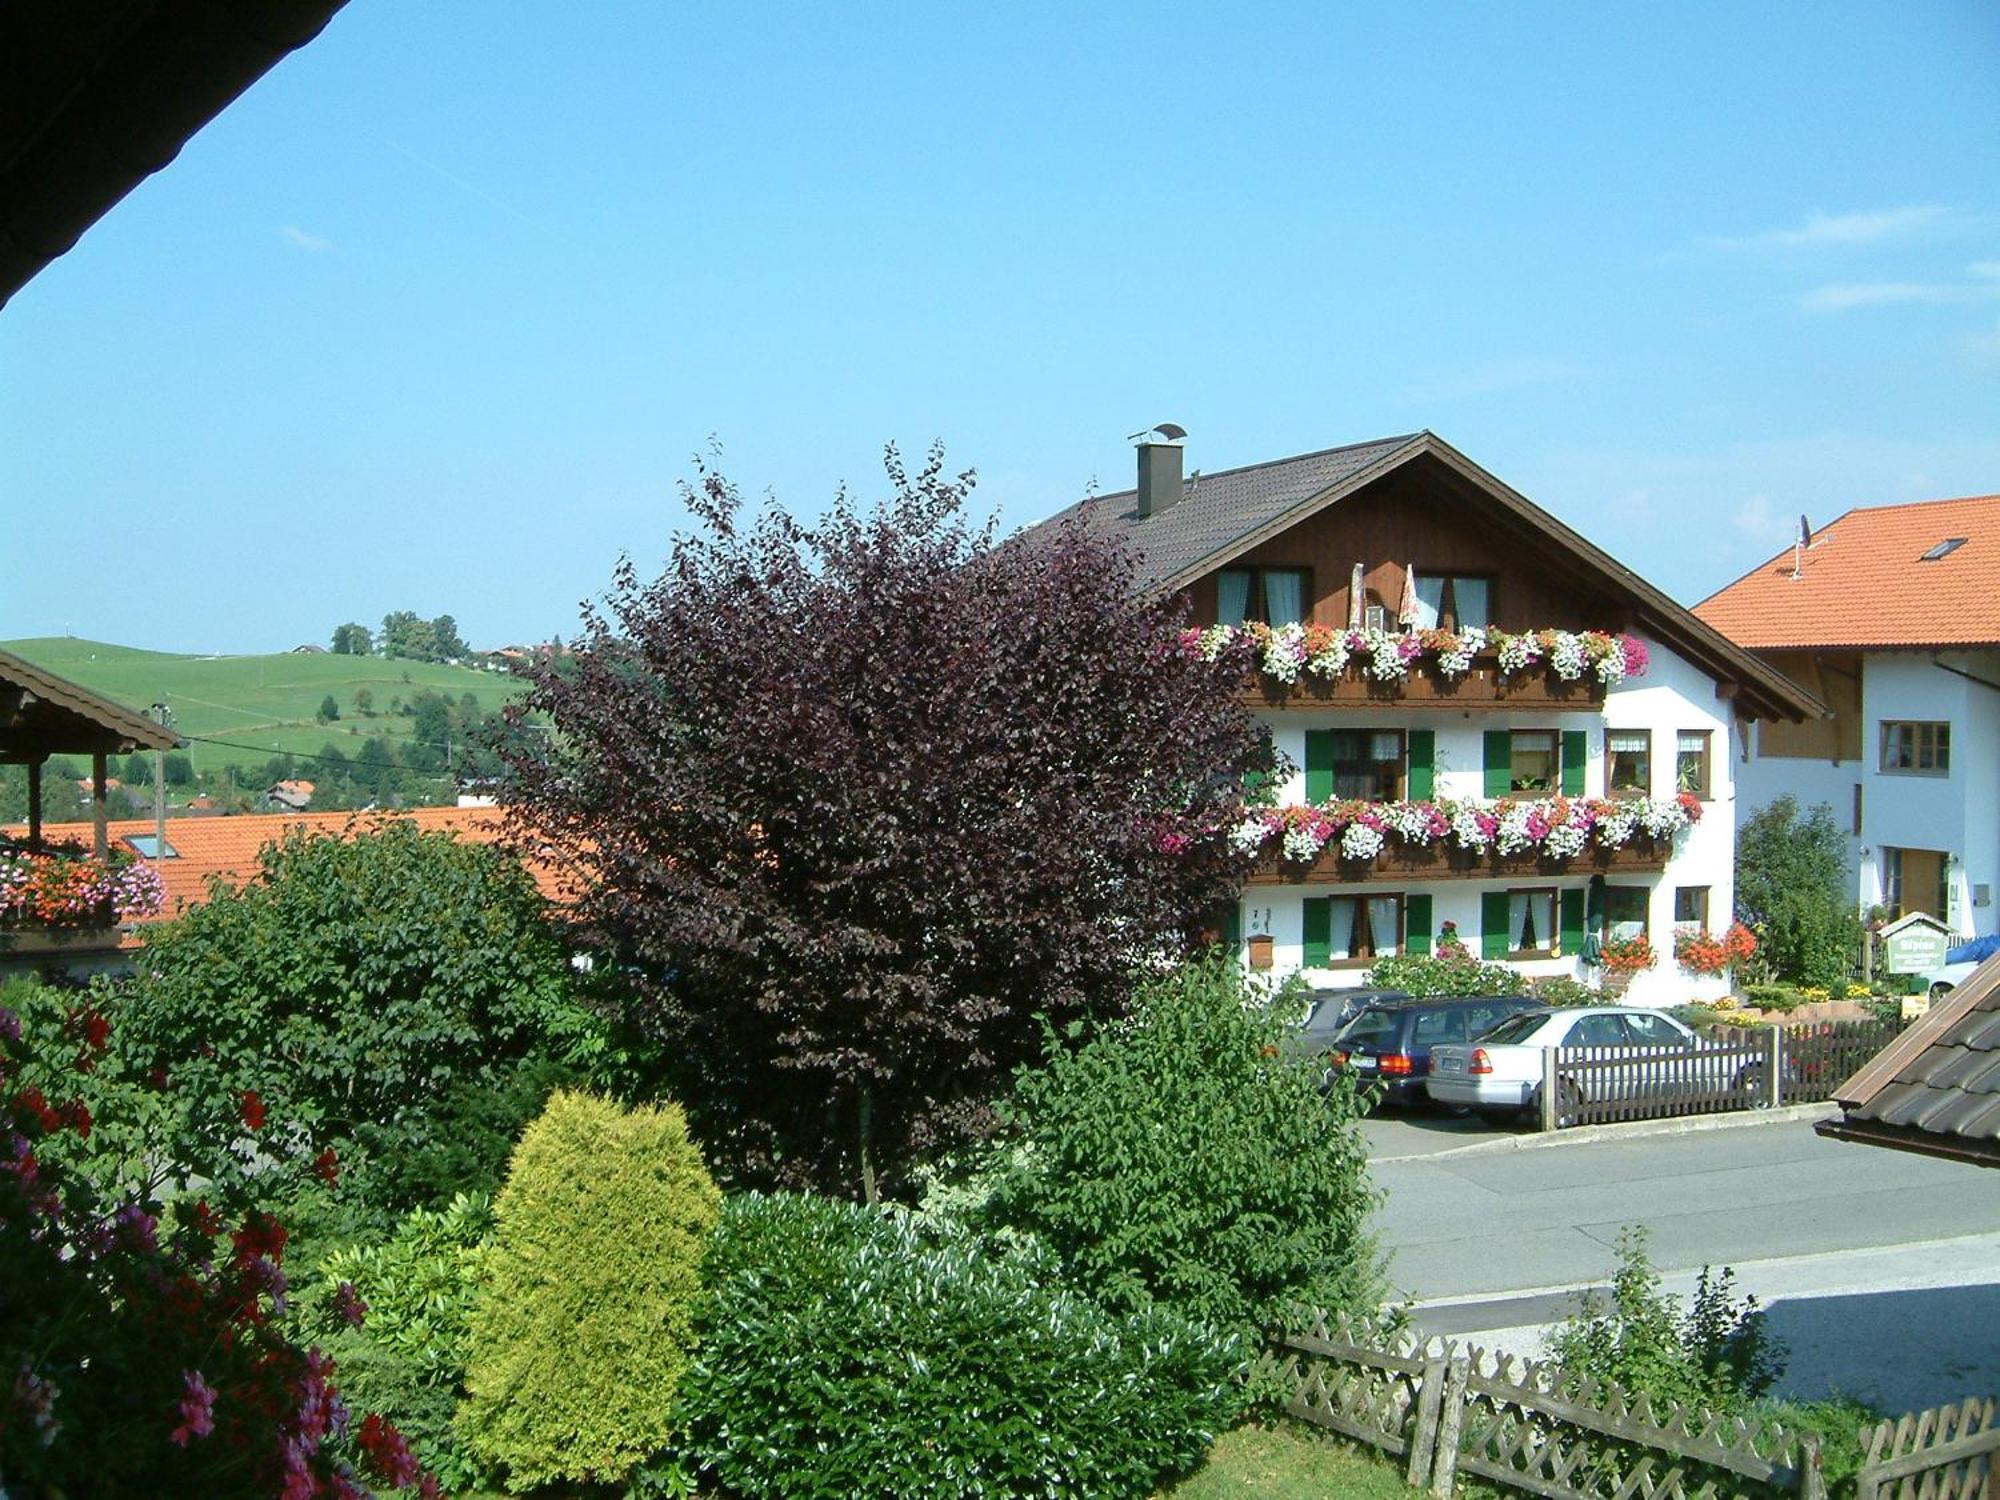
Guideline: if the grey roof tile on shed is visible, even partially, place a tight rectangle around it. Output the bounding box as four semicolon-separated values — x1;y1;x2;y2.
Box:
1037;434;1422;591
1821;955;2000;1166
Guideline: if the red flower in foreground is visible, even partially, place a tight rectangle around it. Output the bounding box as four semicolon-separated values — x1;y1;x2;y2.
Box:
231;1210;289;1267
310;1148;340;1188
239;1090;267;1131
358;1411;421;1488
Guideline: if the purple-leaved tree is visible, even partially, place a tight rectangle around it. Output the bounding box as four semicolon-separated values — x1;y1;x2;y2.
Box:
503;445;1265;1198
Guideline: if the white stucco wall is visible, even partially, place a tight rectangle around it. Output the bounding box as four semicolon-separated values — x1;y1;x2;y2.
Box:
1741;650;2000;939
1234;635;1740;1005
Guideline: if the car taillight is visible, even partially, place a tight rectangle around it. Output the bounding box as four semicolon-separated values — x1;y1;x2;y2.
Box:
1468;1048;1493;1075
1379;1054;1414;1076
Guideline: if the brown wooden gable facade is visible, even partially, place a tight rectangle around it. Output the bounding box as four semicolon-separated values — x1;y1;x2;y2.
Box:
1181;453;1633;637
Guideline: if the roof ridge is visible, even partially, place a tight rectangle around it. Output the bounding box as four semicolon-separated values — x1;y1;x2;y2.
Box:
1075;431;1422;502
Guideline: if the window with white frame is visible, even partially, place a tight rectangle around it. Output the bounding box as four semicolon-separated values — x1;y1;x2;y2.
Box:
1508;888;1557;954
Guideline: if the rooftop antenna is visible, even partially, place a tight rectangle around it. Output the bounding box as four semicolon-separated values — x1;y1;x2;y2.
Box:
1790;514;1811;580
1127;422;1187;444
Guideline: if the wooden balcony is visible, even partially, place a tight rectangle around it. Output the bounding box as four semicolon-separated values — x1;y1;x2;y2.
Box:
1245;838;1670;886
1236;654;1608;712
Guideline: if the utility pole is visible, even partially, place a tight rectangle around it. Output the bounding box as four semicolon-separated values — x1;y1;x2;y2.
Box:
152;702;171;849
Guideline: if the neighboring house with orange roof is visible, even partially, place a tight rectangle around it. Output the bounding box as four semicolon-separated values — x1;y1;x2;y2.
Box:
262;779;317;812
1;807;566;973
1695;494;2000;938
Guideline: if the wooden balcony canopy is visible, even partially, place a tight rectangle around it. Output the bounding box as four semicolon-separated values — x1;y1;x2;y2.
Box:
0;647;180;857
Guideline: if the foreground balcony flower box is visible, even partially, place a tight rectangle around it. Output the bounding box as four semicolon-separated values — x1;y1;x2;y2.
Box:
1235;653;1611;712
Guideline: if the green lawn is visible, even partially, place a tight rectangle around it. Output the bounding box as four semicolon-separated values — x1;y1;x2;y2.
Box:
3;636;523;774
1166;1423;1423;1499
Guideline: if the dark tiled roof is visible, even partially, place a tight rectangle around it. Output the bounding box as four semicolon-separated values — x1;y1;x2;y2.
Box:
1035;434;1422;591
1820;958;2000;1166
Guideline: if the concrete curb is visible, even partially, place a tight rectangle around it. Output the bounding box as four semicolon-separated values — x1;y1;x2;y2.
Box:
1373;1101;1836;1164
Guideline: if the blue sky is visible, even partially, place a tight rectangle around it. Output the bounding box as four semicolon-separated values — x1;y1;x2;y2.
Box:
5;2;1998;653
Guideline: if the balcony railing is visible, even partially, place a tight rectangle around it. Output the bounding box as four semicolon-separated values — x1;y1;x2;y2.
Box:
1233;793;1698;887
1186;624;1647;712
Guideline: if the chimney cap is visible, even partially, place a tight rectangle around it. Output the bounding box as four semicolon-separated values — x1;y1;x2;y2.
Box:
1128;422;1187;445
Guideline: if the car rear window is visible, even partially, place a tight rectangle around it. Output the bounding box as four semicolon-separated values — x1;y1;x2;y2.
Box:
1411;1009;1469;1045
1478;1012;1545;1045
1337;1010;1399;1048
1463;1003;1519;1038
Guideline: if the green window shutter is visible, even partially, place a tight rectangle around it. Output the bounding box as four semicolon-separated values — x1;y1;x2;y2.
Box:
1483;731;1513;799
1561;730;1588;796
1480;890;1511;959
1405;893;1433;955
1560;888;1586;956
1407;730;1435;801
1223;901;1243;953
1304;731;1335;804
1302;898;1332;967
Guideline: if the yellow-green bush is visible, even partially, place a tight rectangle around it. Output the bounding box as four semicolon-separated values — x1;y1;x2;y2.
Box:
456;1090;721;1489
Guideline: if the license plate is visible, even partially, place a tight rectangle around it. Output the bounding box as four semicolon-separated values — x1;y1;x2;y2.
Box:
1351;1057;1378;1071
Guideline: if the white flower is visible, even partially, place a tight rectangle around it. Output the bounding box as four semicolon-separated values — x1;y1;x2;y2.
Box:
1340;822;1385;861
1306;634;1350;679
1545;821;1588;860
1496;803;1537;856
1282;823;1327;863
1450;806;1492;851
1197;625;1235;662
1435;627;1484;678
1549;632;1587;680
1380;802;1437;841
1262;623;1307;684
1596;805;1639;848
1639;798;1690;838
1594;644;1628;685
1366;630;1408;681
1496;633;1542;675
1229;817;1271;858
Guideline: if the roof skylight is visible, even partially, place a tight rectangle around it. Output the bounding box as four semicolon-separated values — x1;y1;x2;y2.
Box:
1919;537;1969;562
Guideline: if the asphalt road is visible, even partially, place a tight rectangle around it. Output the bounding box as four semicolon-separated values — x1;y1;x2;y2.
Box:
1370;1112;2000;1411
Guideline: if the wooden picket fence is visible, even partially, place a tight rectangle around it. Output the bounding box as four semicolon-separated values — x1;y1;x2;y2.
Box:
1540;1016;1909;1131
1258;1311;1826;1500
1856;1396;1997;1500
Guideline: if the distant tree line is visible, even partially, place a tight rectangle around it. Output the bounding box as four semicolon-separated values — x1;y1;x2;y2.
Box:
330;612;472;664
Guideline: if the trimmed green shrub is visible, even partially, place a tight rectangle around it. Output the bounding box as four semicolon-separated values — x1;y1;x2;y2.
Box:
1736;796;1864;987
1546;1228;1784;1413
1367;952;1529;997
457;1090;721;1490
303;1192;493;1491
984;958;1381;1339
680;1192;1240;1498
1531;975;1597;1007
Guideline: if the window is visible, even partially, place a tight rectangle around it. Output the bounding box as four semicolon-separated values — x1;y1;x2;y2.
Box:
1881;721;1950;775
1510;731;1559;793
1673;886;1710;933
1919;537;1969;562
1606;730;1651;799
1676;731;1712;797
1624;1013;1689;1047
1412;1009;1471;1046
1330;730;1405;800
1603;886;1649;941
1883;847;1949;922
1410;573;1493;631
1327;894;1404;962
1217;567;1310;628
1568;1012;1629;1047
1507;888;1557;954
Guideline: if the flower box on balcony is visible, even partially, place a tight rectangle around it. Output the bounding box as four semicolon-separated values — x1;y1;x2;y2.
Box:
0;837;166;934
1245;837;1673;886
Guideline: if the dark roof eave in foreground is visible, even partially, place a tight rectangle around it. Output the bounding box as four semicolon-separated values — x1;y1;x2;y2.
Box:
1814;1115;2000;1169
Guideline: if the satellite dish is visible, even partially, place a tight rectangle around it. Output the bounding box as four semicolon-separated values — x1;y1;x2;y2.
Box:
1153;422;1188;442
1799;514;1813;547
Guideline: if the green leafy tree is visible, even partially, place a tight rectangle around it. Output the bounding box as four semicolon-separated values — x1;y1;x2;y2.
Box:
353;686;375;716
317;693;341;724
503;444;1266;1198
983;959;1382;1339
1736;794;1863;986
332;621;375;656
430;614;468;661
113;821;611;1228
458;1090;720;1489
380;611;439;662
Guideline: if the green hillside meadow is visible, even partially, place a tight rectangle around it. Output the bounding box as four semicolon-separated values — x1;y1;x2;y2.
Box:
3;637;524;775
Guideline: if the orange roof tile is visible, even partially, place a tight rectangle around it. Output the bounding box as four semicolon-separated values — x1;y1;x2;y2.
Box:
1695;493;2000;650
5;807;570;948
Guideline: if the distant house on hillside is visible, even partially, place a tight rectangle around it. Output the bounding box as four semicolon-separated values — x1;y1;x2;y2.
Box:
291;643;327;654
1023;428;1820;1003
262;779;316;812
1695;493;2000;938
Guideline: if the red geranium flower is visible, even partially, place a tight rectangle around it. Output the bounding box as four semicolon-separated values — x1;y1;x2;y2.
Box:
240;1090;267;1131
310;1148;339;1188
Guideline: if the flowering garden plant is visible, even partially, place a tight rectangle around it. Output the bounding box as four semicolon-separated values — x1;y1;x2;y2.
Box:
0;992;433;1496
0;835;165;927
1183;622;1650;689
1674;921;1758;976
1229;791;1701;869
1599;934;1658;973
